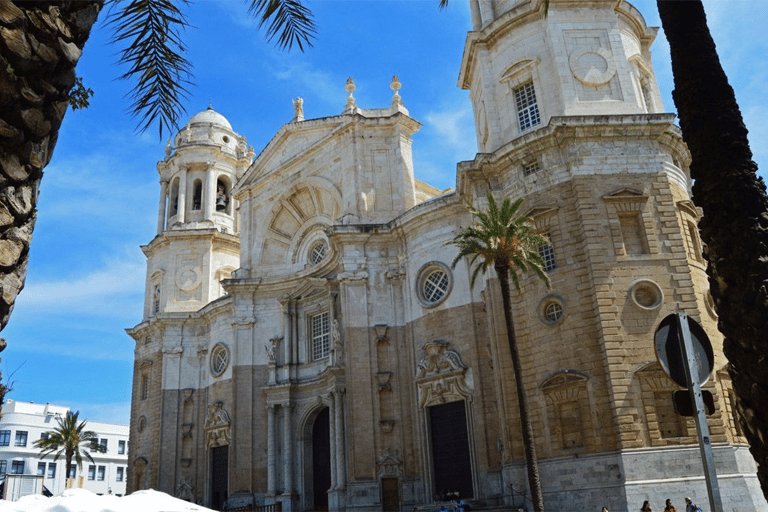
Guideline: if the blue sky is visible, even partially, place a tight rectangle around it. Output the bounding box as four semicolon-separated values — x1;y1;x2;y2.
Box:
1;0;765;426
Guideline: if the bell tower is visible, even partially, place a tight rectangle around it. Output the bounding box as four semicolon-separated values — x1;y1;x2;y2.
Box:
460;0;664;153
141;107;254;319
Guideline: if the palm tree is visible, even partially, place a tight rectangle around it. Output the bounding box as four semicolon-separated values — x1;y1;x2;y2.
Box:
448;193;550;512
34;410;104;481
0;0;315;343
656;1;768;500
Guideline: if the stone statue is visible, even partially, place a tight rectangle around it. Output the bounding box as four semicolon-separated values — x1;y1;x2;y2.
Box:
293;97;304;121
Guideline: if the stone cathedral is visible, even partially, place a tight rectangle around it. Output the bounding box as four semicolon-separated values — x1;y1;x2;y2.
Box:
127;0;763;510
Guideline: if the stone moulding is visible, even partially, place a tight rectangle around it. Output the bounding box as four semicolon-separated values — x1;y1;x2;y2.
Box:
415;340;472;408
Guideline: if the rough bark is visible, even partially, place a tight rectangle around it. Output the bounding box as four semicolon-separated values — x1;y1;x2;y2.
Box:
657;0;768;501
496;264;544;511
0;0;103;338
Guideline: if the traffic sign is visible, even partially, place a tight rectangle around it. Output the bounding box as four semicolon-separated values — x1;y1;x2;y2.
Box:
655;313;714;388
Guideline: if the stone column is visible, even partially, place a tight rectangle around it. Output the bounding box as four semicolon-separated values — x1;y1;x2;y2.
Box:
335;389;346;488
470;0;482;30
204;163;215;222
157;180;168;234
177;167;188;224
283;404;293;493
267;404;277;495
329;393;337;490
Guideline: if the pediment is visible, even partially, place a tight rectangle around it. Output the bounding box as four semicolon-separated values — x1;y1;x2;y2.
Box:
602;188;648;203
676;199;699;219
500;58;539;83
279;277;329;303
237;118;346;191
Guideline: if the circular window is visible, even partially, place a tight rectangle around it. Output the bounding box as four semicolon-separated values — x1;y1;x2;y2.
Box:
137;416;147;433
538;294;566;326
309;241;327;265
222;135;230;143
210;343;230;377
629;280;663;310
417;262;453;308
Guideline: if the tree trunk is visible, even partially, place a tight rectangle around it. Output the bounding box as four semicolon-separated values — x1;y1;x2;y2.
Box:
65;448;73;480
0;0;103;339
495;264;544;511
657;0;768;501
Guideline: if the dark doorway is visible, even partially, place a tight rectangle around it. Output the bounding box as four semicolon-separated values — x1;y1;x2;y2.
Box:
211;445;229;510
381;477;400;511
429;400;473;500
312;407;331;511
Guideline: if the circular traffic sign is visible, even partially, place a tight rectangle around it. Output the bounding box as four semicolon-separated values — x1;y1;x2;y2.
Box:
654;313;714;388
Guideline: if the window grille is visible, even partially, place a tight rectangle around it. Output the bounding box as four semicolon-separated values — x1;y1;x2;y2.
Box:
310;242;327;265
523;161;541;177
514;82;541;131
311;311;330;361
423;270;449;303
538;233;556;272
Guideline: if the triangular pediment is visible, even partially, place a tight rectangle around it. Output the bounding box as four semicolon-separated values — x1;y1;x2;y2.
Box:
280;277;329;303
602;188;648;203
237;117;347;192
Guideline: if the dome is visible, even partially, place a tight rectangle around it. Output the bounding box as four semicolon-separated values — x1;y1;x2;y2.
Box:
188;106;232;131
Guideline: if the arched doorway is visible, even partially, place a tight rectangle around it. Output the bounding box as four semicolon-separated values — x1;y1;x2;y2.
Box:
312;407;331;511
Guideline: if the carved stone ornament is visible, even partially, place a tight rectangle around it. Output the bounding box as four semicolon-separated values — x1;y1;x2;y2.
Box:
266;336;282;364
176;476;194;501
415;340;472;408
205;401;231;448
377;449;402;478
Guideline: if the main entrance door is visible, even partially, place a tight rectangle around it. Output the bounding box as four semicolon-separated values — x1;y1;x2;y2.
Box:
312;407;331;511
429;400;473;500
210;445;229;510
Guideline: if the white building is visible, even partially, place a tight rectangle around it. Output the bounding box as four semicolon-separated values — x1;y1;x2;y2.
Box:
0;400;129;497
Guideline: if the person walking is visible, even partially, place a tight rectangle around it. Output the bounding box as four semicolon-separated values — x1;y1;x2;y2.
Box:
684;497;702;512
664;498;677;512
641;500;653;512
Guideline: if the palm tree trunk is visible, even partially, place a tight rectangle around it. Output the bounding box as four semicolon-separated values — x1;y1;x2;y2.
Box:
657;0;768;500
495;264;544;511
66;449;73;481
0;0;103;336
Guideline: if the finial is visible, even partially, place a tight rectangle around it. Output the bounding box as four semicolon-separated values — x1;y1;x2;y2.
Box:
208;97;213;110
390;75;402;107
344;77;357;113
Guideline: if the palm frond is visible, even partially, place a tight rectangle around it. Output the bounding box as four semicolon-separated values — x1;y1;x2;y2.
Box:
107;0;194;138
247;0;317;51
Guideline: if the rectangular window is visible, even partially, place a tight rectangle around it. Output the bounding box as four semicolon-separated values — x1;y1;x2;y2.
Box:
97;466;105;481
522;160;541;177
11;461;24;474
40;432;49;440
118;440;126;454
0;430;10;446
619;213;647;255
88;465;96;481
100;438;108;452
116;467;124;482
69;464;77;479
310;311;330;361
14;431;28;447
514;82;541;131
0;460;6;476
141;374;149;400
538;233;557;272
47;463;56;479
37;462;46;476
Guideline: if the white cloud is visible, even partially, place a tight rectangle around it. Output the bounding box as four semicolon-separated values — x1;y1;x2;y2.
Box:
424;106;476;157
68;400;132;426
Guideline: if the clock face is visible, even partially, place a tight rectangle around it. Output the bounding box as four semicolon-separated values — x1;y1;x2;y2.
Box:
177;266;202;291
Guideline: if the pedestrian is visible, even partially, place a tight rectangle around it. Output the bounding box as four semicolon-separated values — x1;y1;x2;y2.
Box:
664;498;677;512
641;500;653;512
684;497;702;512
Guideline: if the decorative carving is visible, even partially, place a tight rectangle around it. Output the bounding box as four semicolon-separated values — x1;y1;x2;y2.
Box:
331;318;343;365
176;476;194;501
344;77;356;113
390;75;402;108
415;340;472;408
377;449;402;478
374;324;389;344
379;419;395;433
376;372;393;392
205;401;231;448
385;267;405;281
266;336;281;364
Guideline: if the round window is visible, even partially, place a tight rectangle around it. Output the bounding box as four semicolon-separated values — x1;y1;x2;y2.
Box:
538;294;566;326
309;241;327;265
629;280;663;310
210;344;230;377
416;262;453;308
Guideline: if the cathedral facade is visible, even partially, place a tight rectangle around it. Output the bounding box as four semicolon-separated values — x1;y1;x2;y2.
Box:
126;1;763;510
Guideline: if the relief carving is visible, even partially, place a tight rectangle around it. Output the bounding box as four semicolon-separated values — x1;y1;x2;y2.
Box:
415;340;472;407
205;401;231;448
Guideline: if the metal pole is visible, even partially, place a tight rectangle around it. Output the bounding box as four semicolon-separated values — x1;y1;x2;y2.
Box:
676;312;723;512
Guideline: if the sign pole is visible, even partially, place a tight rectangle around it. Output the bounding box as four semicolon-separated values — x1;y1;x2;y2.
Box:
676;312;723;512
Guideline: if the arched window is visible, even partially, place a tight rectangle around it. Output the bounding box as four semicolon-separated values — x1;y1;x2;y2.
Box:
216;178;230;214
192;180;202;210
